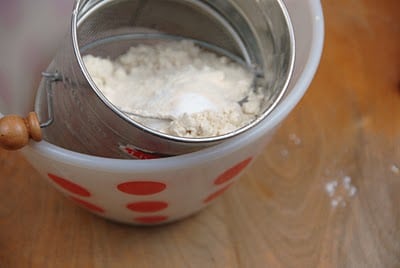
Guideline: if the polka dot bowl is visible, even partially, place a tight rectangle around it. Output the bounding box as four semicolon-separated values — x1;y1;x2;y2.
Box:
0;0;324;225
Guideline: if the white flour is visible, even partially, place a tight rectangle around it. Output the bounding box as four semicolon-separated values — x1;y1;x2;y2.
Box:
391;165;399;174
83;40;263;137
325;176;357;208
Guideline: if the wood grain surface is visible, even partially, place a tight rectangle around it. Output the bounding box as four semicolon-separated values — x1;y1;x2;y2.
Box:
0;1;399;267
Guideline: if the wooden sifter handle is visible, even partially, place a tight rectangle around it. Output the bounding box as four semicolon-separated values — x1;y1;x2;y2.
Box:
0;112;42;150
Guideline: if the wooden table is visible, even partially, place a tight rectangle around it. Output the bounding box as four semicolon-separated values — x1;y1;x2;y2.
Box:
0;1;399;267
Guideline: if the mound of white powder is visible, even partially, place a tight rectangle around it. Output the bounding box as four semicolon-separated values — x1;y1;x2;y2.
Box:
83;40;263;137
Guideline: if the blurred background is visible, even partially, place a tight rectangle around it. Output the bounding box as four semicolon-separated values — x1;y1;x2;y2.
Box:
0;0;73;114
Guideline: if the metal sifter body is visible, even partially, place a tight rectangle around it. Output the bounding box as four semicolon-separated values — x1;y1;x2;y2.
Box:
32;0;295;158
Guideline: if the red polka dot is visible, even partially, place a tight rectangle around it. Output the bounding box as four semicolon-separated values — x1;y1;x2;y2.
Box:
48;173;91;197
204;184;233;203
214;158;253;185
69;196;105;213
117;181;166;195
127;201;168;213
134;216;168;224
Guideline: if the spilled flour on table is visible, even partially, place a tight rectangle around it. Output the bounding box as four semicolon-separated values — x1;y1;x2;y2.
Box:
276;132;359;210
325;175;357;208
391;164;399;175
279;133;302;158
288;133;302;145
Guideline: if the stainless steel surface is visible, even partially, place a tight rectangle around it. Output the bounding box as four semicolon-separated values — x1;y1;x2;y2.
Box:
38;72;62;128
35;0;295;158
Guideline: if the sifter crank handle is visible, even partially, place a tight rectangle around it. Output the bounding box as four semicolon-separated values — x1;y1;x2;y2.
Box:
0;72;61;151
0;112;42;150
